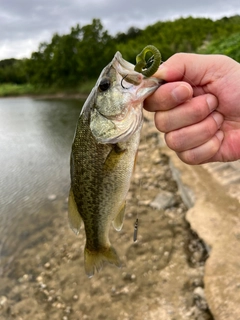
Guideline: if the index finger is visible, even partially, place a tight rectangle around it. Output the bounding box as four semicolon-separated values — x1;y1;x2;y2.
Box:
153;52;223;85
144;81;193;112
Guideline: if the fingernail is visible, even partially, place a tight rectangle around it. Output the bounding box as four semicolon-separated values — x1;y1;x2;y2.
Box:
207;95;217;112
154;63;167;78
212;112;223;128
171;85;192;102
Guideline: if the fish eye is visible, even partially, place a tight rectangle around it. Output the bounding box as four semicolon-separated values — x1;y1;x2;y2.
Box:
98;78;111;92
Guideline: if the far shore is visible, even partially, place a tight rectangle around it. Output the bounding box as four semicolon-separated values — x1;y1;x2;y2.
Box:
0;82;94;100
0;92;88;100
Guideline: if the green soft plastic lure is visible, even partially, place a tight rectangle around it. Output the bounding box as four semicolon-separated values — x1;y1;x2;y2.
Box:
134;45;161;77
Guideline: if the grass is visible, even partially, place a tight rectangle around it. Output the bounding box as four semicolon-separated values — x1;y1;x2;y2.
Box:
0;80;96;97
0;83;36;97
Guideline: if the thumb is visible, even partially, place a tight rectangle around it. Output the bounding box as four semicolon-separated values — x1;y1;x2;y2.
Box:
154;53;216;86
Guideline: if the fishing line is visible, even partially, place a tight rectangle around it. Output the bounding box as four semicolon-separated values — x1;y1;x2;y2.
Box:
133;218;138;242
133;178;142;242
133;151;144;242
132;59;200;243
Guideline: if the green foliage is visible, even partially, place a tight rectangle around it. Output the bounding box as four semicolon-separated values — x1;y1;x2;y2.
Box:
115;16;240;63
0;58;28;84
197;32;240;62
0;83;35;96
25;19;115;87
1;15;240;93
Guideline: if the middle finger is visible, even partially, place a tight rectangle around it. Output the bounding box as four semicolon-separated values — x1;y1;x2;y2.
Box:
154;94;218;133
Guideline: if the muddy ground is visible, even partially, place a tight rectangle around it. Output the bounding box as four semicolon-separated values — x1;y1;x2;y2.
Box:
0;117;214;320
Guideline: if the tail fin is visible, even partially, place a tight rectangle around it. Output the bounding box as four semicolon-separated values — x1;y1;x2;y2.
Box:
84;246;121;278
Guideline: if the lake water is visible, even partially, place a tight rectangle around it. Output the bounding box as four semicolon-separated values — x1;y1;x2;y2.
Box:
0;97;83;261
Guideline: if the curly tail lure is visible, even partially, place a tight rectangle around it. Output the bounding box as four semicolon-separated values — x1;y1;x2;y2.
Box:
134;45;161;77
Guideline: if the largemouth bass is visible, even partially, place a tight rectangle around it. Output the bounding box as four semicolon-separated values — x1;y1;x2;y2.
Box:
69;49;161;277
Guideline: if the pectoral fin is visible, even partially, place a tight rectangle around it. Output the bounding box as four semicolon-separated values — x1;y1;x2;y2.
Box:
133;150;138;173
112;201;126;231
104;143;126;169
68;188;82;235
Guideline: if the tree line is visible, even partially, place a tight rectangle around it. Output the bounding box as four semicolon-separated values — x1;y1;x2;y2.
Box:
1;16;240;88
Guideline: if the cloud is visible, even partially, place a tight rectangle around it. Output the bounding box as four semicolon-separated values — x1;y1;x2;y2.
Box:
0;0;240;59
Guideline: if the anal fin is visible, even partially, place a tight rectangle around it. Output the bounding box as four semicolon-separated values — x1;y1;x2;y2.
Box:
112;201;126;231
68;188;82;235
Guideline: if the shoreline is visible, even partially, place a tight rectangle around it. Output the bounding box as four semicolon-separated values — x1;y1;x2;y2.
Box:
0;115;213;320
0;92;88;100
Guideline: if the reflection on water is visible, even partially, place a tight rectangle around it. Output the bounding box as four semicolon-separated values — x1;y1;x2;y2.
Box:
0;97;83;259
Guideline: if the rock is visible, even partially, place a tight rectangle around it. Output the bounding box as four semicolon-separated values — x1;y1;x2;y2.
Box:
122;272;136;281
193;286;208;311
36;276;43;282
48;194;57;201
194;287;205;300
0;111;216;320
150;191;175;210
0;296;8;310
44;262;51;269
167;148;240;320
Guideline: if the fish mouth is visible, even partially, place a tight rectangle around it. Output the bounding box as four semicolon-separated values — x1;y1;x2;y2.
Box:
114;51;161;99
90;51;160;144
115;52;135;73
114;52;143;86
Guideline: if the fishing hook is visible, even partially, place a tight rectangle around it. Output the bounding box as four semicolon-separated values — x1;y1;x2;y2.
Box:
134;45;161;77
121;74;131;89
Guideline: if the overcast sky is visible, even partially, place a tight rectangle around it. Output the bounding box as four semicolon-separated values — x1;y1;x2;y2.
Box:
1;0;240;60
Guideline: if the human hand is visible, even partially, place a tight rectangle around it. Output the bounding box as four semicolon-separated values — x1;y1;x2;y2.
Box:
144;53;240;164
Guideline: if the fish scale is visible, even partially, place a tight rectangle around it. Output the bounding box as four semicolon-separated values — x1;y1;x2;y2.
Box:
68;49;162;277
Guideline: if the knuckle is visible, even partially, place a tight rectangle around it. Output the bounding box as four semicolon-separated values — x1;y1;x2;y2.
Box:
155;112;169;132
209;136;221;156
208;117;219;136
179;150;198;165
165;131;183;152
200;115;219;140
192;101;208;121
204;125;214;139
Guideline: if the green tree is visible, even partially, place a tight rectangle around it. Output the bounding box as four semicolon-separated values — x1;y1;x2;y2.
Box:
197;32;240;62
0;59;28;84
3;16;240;90
26;19;115;87
76;19;115;79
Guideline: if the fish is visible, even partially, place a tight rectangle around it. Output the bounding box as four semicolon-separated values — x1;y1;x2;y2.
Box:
68;50;161;277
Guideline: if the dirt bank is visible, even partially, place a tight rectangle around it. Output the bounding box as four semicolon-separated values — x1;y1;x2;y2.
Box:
0;117;213;320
